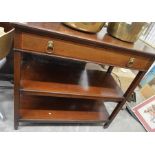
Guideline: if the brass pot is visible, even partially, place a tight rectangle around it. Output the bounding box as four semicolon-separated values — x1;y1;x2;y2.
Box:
0;28;14;60
107;22;148;43
63;22;105;33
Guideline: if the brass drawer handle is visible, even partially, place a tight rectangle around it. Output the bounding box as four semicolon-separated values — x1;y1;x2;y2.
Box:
127;57;135;67
46;40;54;54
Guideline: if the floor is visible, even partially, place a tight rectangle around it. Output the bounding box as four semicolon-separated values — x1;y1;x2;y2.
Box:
0;81;145;132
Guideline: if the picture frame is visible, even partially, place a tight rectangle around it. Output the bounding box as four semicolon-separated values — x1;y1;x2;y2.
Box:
132;95;155;132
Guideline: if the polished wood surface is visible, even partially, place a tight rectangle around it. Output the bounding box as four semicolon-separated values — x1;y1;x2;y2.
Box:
11;22;155;57
20;32;152;71
12;22;155;129
20;56;124;101
20;95;109;122
13;28;23;130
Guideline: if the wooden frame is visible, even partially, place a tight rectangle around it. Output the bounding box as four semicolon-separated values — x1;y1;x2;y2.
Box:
133;95;155;132
11;22;155;129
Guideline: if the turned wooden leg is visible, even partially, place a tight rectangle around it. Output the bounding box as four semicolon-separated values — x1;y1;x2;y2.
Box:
104;71;146;128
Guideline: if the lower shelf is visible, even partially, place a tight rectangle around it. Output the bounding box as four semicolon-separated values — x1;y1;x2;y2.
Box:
19;95;109;123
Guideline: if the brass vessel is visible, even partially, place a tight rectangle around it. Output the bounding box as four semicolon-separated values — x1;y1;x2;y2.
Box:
63;22;105;33
107;22;147;43
0;28;15;59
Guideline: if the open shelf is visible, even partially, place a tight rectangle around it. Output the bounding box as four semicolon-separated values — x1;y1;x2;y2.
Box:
19;95;109;123
21;58;124;101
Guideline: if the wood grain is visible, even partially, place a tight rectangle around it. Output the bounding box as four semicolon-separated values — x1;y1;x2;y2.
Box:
11;22;155;58
20;58;124;101
12;22;155;129
20;95;109;123
21;32;152;71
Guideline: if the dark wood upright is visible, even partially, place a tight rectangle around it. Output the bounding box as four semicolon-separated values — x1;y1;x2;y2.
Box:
11;22;155;129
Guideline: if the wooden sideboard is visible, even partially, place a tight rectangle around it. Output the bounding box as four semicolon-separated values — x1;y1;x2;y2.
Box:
11;22;155;129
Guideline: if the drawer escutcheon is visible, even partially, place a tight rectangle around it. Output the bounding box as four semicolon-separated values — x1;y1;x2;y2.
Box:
46;40;54;54
127;57;135;68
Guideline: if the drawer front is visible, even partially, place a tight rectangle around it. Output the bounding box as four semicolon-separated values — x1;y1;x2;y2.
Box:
22;33;152;71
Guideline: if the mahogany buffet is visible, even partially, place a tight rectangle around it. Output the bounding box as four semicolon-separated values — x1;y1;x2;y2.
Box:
11;22;155;129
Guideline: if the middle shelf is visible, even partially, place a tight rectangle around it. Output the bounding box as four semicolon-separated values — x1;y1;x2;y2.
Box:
20;55;124;101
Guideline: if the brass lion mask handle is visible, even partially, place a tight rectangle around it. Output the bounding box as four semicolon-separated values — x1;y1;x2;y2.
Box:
46;40;54;54
127;58;135;68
